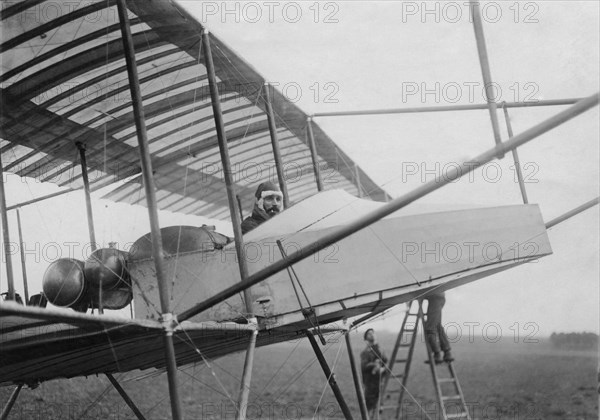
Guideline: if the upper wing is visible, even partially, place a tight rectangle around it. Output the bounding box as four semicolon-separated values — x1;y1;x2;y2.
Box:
0;0;389;220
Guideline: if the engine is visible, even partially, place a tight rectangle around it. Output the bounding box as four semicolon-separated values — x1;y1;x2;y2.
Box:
42;247;132;312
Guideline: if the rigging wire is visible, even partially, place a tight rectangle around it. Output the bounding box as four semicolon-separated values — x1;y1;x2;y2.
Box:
168;321;347;415
211;42;312;191
167;35;204;306
311;336;345;419
269;331;344;404
144;368;195;416
255;337;303;398
175;322;239;409
75;373;128;420
177;364;234;400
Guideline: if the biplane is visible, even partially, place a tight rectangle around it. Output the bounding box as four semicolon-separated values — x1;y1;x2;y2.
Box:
0;1;598;419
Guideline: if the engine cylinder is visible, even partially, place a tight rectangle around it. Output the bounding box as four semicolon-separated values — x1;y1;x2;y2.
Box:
42;259;86;308
84;248;130;290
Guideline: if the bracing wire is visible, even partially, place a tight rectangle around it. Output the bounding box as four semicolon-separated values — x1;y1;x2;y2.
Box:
269;331;345;404
175;322;239;410
311;337;345;419
76;373;127;420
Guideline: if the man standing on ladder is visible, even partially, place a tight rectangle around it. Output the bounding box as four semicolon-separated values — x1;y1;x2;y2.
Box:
423;290;454;364
361;328;388;418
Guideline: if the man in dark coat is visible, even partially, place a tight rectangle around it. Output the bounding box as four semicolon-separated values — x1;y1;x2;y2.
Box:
360;328;387;417
241;181;284;234
424;290;454;364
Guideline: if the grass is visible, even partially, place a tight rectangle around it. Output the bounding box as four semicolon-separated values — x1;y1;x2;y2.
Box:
1;331;597;419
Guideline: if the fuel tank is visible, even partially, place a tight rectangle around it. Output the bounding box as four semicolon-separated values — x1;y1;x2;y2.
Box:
42;258;86;308
84;248;130;290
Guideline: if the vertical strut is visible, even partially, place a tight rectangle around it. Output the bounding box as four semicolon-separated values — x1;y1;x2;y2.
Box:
236;194;244;221
115;1;182;419
76;142;97;251
306;118;324;191
201;29;256;420
502;105;529;204
345;332;369;420
15;208;29;304
470;0;504;157
305;330;354;420
106;374;147;420
0;384;22;420
237;330;258;420
77;142;101;313
201;29;250;304
0;154;16;300
263;83;290;208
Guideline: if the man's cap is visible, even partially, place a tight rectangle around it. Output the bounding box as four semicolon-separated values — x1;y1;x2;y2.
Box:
255;181;281;199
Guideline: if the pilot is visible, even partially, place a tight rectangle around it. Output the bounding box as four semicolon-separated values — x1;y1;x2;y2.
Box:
360;328;387;416
423;290;454;364
241;181;284;234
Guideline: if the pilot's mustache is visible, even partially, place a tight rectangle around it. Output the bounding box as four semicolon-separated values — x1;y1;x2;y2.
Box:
266;206;280;215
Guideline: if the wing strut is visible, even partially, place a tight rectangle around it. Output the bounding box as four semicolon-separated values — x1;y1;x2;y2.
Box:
501;104;529;204
6;189;75;211
77;142;102;313
0;154;16;300
106;374;147;420
15;209;29;304
115;1;183;419
345;332;369;420
311;98;583;118
0;384;22;420
545;197;600;229
201;28;256;420
471;0;503;156
177;93;599;323
264;83;290;208
305;330;354;420
77;142;98;251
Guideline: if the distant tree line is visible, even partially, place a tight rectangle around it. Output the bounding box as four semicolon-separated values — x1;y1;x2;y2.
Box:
549;332;598;350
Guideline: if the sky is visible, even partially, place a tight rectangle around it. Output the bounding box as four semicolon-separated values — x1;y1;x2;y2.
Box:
1;1;598;339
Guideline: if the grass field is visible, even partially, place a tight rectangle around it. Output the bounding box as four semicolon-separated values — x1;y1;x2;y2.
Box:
1;331;597;419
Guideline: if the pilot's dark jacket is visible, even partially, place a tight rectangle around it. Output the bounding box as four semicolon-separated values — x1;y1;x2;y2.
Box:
241;202;269;234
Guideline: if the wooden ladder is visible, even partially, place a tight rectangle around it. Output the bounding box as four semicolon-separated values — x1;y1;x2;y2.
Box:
379;300;471;420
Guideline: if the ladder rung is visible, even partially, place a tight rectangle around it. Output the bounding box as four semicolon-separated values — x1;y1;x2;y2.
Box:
403;328;415;332
398;343;412;347
389;374;404;380
438;378;457;383
395;359;408;363
442;395;461;401
385;388;401;394
446;412;469;419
